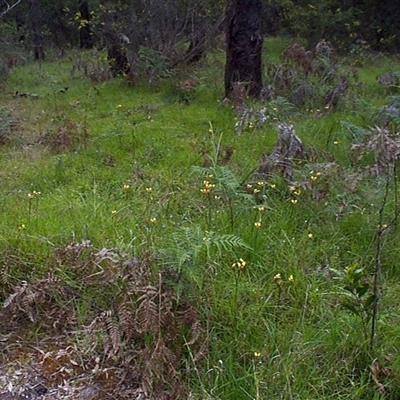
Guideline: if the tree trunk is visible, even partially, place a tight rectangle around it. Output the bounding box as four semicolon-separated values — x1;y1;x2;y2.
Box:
79;1;93;49
30;0;45;61
224;0;263;98
184;7;207;64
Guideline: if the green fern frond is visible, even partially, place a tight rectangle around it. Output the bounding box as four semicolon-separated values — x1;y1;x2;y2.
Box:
192;165;251;199
170;226;205;269
208;233;252;255
168;226;252;270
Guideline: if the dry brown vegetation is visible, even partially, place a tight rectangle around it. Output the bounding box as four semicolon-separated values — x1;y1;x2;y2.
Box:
1;242;206;399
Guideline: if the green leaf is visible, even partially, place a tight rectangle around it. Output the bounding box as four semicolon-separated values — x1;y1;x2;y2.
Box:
363;295;376;310
352;268;364;281
356;283;369;298
342;302;360;316
343;285;355;294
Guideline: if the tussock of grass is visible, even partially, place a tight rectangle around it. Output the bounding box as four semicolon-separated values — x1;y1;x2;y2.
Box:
1;43;400;399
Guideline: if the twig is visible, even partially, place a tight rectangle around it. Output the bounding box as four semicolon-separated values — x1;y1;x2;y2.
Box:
370;177;388;348
0;0;22;17
370;170;400;348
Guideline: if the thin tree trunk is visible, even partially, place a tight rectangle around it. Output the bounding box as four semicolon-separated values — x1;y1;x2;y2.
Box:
79;1;93;49
224;0;263;98
30;0;45;61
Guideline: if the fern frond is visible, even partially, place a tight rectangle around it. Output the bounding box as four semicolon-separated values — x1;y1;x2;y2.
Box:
101;310;120;357
209;233;252;254
117;300;136;341
136;286;159;335
170;226;205;269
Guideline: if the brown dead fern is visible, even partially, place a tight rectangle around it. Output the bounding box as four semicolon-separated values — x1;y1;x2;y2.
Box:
280;43;313;74
351;125;400;175
83;263;205;398
1;241;205;400
2;272;76;329
255;122;306;182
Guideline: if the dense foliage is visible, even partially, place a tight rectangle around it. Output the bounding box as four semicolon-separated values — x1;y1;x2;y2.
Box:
1;0;399;71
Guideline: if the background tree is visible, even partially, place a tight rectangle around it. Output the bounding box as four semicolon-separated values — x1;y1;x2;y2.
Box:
350;0;400;52
78;1;93;49
30;0;45;60
224;0;263;99
2;0;400;81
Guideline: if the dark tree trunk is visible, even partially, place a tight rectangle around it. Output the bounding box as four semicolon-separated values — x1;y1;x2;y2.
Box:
224;0;263;98
184;8;207;64
106;32;130;77
108;43;129;77
30;0;45;61
79;1;93;49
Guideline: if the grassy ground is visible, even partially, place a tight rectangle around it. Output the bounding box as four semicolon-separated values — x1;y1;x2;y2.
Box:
1;39;400;399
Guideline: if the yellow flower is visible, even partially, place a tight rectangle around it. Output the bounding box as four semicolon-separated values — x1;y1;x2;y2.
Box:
145;187;153;193
123;184;130;190
274;273;283;286
201;180;215;194
116;104;122;108
150;217;157;224
269;184;276;189
254;221;262;228
254;352;261;358
288;274;294;282
311;175;318;181
28;190;42;199
333;140;339;145
232;258;247;270
18;224;26;230
291;199;298;204
111;210;117;215
308;233;313;239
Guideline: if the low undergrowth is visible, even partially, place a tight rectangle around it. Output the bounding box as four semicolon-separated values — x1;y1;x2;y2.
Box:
1;39;400;399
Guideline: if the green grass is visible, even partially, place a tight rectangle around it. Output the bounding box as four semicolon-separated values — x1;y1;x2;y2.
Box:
1;43;400;399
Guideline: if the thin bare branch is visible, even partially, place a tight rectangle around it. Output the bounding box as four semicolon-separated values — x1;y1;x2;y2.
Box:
0;0;21;17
